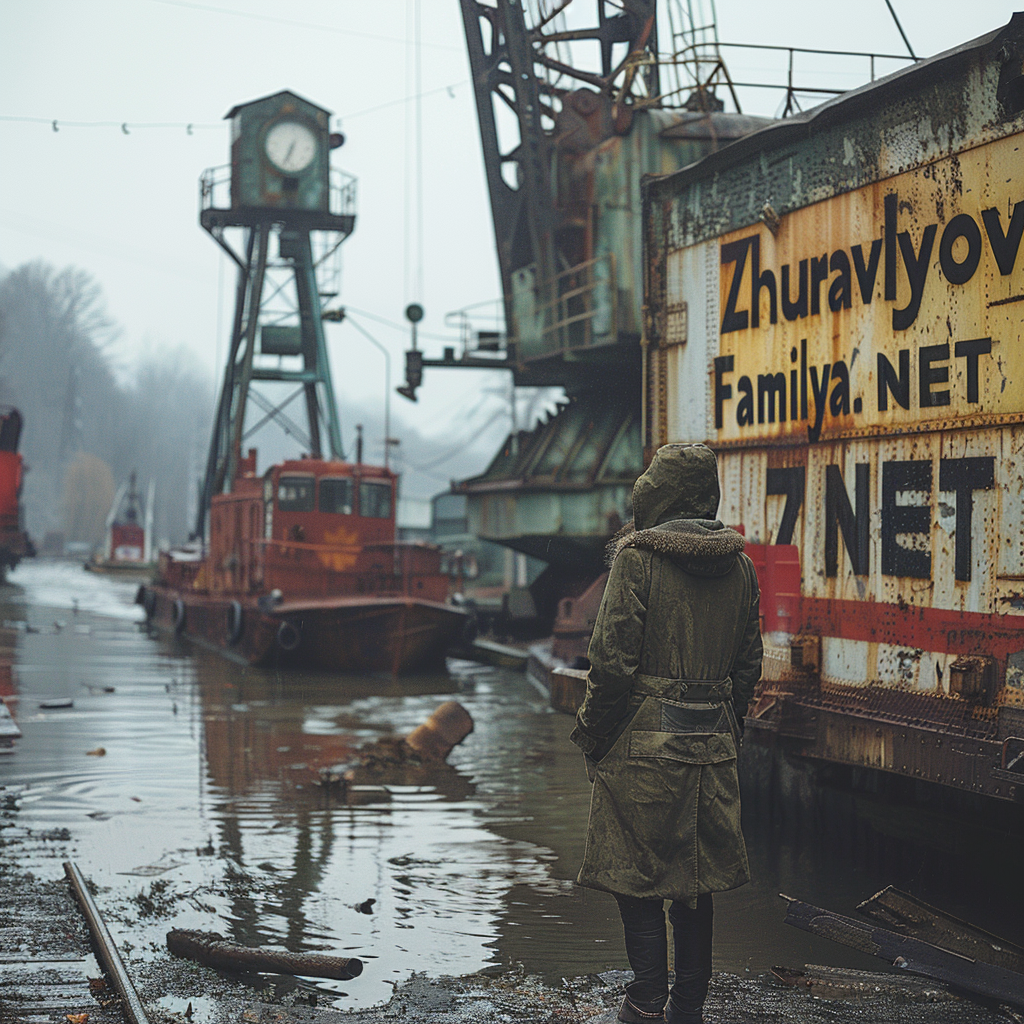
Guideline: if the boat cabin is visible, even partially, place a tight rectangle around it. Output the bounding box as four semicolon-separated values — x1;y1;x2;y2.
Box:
264;458;395;548
198;452;448;602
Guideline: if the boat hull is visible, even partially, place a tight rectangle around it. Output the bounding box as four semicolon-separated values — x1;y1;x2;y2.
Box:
143;586;467;675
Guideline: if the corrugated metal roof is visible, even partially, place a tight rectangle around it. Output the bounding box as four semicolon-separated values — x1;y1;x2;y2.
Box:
458;392;641;494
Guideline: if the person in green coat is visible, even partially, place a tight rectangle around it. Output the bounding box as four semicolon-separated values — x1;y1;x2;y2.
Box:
570;443;763;1024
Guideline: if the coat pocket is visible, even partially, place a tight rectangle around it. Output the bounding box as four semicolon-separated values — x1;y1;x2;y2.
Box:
627;730;736;764
659;699;729;735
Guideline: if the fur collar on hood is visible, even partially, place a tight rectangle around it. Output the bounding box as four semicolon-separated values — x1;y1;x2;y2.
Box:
607;518;745;577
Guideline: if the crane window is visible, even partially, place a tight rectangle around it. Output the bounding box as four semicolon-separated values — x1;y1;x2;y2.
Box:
319;477;353;514
277;476;314;511
359;480;392;519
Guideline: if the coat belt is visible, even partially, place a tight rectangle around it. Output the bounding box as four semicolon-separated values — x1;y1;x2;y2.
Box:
632;673;732;702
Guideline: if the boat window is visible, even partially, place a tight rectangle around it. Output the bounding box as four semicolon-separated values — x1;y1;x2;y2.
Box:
319;477;353;514
277;476;314;511
359;480;392;519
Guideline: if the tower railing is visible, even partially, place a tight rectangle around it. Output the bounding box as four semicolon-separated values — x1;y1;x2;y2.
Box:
199;165;357;220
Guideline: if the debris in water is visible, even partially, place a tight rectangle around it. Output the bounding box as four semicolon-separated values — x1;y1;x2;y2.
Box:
858;886;1024;973
355;898;375;914
86;747;106;757
353;701;475;773
39;698;73;709
782;894;1024;1009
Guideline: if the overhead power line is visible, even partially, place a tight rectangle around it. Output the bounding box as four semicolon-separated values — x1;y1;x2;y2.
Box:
0;115;219;132
0;82;466;135
150;0;460;51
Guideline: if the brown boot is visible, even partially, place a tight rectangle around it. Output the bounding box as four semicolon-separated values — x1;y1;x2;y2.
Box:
617;994;666;1023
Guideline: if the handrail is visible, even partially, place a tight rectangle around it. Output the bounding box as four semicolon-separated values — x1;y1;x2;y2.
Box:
258;537;438;554
533;252;617;353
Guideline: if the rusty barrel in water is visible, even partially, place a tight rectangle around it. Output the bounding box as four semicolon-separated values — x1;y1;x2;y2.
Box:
404;701;474;761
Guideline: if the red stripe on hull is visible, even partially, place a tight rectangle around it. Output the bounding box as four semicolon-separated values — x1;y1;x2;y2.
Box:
801;597;1024;666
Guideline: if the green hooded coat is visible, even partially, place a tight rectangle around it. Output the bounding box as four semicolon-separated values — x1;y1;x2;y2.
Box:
570;443;763;907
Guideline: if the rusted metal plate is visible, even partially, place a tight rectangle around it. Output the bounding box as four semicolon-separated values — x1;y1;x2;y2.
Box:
745;679;1024;801
857;886;1024;974
709;426;1024;703
783;896;1024;1009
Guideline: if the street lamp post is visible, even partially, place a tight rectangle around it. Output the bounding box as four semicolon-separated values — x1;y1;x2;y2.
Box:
344;316;393;469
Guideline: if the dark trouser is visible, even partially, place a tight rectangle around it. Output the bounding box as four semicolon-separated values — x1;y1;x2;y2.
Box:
614;893;713;1023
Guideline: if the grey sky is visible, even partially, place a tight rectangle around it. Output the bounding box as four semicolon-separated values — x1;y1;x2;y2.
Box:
0;0;1015;499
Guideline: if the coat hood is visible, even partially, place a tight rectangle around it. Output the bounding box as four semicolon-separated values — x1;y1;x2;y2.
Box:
632;443;721;529
609;444;744;576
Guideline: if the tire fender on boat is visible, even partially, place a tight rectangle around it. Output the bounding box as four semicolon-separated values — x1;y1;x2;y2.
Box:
226;601;244;646
172;599;186;635
137;586;157;620
277;619;301;652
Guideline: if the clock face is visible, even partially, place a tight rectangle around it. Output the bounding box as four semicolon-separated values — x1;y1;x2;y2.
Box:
264;120;318;173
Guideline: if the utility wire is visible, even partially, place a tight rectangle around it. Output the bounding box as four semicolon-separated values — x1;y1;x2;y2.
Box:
341;80;465;122
415;0;425;304
0;115;218;131
340;305;469;345
150;0;459;51
402;406;511;472
0;82;466;135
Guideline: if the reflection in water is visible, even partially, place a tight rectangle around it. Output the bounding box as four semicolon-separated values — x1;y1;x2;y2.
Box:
3;561;1024;1010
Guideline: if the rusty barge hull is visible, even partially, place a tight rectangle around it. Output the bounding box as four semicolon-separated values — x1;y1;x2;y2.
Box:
640;16;1024;806
747;676;1024;806
144;586;464;675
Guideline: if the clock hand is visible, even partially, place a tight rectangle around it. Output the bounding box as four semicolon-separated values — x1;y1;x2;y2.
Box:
285;141;295;164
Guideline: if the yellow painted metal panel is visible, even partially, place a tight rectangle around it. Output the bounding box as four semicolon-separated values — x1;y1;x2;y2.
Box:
713;131;1024;444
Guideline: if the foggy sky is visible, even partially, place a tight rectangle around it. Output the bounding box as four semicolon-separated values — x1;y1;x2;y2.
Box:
0;0;1015;501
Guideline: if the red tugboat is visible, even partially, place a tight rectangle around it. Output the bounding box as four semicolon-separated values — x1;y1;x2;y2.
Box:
141;90;466;674
145;450;464;674
87;471;155;577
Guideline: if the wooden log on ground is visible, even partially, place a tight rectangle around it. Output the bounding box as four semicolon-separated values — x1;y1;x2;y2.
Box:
166;929;362;980
771;964;956;1000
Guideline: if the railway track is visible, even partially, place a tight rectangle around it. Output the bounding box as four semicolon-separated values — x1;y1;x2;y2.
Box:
0;860;147;1024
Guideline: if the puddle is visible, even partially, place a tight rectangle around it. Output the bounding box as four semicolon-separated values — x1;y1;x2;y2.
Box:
4;560;1024;1012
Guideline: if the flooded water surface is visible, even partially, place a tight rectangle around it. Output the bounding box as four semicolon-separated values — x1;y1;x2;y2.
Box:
3;561;1023;1012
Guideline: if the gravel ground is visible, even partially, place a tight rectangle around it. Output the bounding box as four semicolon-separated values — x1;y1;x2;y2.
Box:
1;786;1014;1024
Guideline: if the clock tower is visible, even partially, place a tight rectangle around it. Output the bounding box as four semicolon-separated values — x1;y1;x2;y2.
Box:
195;91;356;538
226;91;332;216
